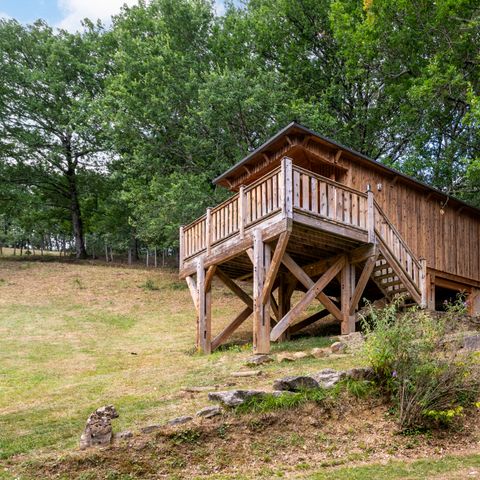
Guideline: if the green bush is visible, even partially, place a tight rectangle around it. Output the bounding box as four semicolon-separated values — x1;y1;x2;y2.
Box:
361;298;480;431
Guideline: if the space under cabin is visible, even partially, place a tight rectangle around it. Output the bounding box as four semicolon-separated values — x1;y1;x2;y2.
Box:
179;122;480;354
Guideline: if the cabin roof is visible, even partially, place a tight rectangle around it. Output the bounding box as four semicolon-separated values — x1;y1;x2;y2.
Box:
213;121;480;215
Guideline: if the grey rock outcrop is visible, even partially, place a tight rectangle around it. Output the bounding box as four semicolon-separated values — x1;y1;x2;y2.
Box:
196;406;222;418
273;375;319;392
79;405;119;450
312;369;346;388
167;416;193;426
208;389;266;407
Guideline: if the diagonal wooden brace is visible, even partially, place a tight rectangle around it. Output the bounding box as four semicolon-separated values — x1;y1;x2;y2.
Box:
349;253;378;315
261;231;290;304
271;255;346;341
281;253;343;321
215;267;253;309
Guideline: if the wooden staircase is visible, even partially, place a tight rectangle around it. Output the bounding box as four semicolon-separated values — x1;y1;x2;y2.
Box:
370;201;424;306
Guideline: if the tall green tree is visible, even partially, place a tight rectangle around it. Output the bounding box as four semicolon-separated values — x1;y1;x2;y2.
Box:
0;19;109;258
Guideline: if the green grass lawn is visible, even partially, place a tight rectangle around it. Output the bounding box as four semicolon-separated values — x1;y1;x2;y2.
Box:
0;259;351;461
1;259;477;480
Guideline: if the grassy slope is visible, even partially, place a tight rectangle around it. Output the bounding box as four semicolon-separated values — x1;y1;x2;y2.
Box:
0;259;478;479
0;259;352;460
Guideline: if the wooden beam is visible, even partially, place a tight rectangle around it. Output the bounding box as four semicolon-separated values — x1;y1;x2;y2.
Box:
271;255;345;341
185;275;198;314
289;309;330;335
205;265;217;292
349;254;378;315
341;261;355;334
215;267;253;309
270;292;279;320
349;244;378;264
211;306;252;351
197;257;211;354
261;231;290;304
282;253;343;322
253;229;271;353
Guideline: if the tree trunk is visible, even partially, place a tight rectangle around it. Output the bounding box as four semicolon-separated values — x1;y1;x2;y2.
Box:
65;143;87;259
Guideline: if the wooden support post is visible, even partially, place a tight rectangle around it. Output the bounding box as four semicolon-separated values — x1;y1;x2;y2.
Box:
196;257;211;354
253;229;270;354
341;261;355;335
281;157;293;219
179;226;184;270
366;190;375;244
206;208;212;255
419;258;428;308
239;186;246;239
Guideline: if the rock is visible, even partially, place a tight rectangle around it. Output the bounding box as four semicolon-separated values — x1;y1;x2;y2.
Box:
463;334;480;352
312;369;346;388
293;351;310;360
330;341;347;353
245;354;273;367
340;332;365;350
167;416;193;426
277;352;296;362
140;424;162;434
311;347;329;359
273;375;319;392
231;370;263;377
115;430;133;440
345;367;375;381
196;406;222;418
79;405;119;450
208;390;266;407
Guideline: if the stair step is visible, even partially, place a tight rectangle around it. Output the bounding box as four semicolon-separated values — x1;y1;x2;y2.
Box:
374;272;398;281
381;279;402;288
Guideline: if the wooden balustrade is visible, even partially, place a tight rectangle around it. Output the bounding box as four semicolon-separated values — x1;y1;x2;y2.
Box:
374;201;422;290
291;165;368;230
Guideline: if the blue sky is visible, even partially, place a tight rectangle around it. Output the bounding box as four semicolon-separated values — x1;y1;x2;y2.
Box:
0;0;227;31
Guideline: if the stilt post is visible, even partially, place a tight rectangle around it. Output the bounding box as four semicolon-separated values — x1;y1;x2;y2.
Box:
341;261;355;334
253;229;270;354
196;257;211;354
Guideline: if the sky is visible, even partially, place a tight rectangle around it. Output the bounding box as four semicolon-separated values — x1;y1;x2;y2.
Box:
0;0;226;31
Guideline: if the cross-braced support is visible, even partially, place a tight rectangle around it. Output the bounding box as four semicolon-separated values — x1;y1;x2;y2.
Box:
186;236;381;353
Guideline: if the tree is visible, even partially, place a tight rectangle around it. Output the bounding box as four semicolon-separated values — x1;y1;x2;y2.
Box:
0;19;109;258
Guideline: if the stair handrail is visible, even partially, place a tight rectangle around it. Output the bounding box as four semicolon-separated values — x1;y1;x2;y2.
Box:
373;200;421;270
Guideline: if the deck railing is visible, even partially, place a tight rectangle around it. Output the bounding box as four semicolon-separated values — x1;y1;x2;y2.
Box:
181;159;373;263
374;201;422;292
291;165;368;230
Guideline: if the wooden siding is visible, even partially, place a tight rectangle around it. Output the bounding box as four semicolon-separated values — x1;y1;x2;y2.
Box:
338;155;480;283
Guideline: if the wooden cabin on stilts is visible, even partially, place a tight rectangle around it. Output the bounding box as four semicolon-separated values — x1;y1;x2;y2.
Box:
179;122;480;354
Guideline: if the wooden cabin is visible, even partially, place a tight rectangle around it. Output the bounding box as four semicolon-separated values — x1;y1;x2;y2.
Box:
179;122;480;354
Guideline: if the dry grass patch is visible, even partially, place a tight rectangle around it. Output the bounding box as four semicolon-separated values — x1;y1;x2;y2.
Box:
0;259;355;462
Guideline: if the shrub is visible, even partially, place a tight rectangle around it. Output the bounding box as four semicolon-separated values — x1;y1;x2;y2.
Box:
361;298;480;430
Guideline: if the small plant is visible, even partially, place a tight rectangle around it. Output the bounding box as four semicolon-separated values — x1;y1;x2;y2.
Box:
169;427;202;445
73;277;84;289
361;298;480;431
140;278;159;291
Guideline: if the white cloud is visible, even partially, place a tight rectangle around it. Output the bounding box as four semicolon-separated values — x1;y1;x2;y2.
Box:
56;0;138;31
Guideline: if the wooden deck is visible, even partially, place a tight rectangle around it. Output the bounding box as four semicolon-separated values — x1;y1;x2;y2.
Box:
180;158;427;354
